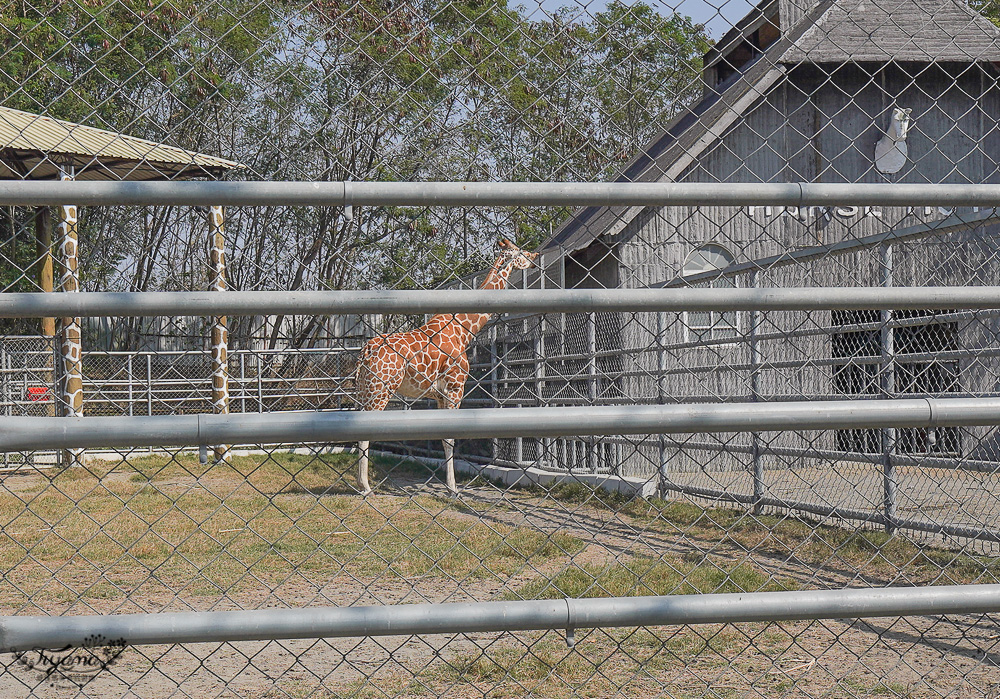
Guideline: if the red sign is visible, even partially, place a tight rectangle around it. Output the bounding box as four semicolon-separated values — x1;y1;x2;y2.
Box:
26;387;50;402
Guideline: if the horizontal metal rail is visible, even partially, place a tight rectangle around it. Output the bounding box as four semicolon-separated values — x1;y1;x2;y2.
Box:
3;287;1000;318
3;181;1000;207
1;584;999;652
2;397;1000;451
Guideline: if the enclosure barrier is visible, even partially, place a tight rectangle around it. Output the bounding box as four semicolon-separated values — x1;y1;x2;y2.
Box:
4;397;1000;452
2;584;999;652
5;287;1000;318
3;181;1000;663
2;180;1000;207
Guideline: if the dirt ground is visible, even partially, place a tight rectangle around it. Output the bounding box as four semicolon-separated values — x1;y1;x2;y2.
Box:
1;462;999;698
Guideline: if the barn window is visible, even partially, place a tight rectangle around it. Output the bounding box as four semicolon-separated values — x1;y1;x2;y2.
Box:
832;310;960;455
682;245;739;343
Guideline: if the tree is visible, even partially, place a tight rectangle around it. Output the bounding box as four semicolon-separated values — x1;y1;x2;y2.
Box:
0;0;712;348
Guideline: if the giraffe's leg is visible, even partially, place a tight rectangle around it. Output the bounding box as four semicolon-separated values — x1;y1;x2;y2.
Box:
355;353;401;496
356;385;392;495
439;356;468;497
443;437;456;495
358;439;372;496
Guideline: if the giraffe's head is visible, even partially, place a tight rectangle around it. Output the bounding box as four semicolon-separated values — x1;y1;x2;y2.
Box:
496;239;538;270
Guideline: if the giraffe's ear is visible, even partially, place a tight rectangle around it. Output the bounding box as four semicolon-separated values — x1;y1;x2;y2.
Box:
498;239;514;250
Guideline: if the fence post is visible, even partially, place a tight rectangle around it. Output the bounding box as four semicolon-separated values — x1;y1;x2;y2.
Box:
146;353;153;417
127;354;134;417
656;310;668;496
56;166;84;468
240;352;247;415
587;312;597;473
208;205;231;463
2;341;8;468
880;241;897;533
750;270;764;514
257;354;264;413
535;315;548;468
488;326;498;463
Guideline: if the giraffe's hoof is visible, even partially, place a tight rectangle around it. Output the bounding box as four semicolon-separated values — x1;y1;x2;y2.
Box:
359;487;372;497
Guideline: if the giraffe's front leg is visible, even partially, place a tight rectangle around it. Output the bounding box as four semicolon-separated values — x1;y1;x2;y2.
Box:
438;359;468;497
442;437;456;495
358;439;373;496
434;394;459;495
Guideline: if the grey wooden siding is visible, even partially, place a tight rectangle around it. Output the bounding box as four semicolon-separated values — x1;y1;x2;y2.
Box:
522;62;1000;477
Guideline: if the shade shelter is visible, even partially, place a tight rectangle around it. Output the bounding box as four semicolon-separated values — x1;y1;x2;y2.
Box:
0;106;243;465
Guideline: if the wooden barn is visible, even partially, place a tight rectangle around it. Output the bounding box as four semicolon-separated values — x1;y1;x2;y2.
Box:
483;0;1000;478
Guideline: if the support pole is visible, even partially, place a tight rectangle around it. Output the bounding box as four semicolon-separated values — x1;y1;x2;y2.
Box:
56;167;83;467
34;207;54;337
880;242;897;533
208;206;230;463
656;310;668;496
34;207;55;417
750;270;764;514
586;312;597;473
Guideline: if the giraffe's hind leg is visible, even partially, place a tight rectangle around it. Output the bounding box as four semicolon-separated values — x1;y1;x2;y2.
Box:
356;385;393;496
355;350;401;496
357;440;373;497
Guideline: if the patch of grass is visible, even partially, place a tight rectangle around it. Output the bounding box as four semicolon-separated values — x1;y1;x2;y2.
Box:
536;482;1000;586
833;676;920;698
0;452;584;607
511;557;794;601
434;623;791;698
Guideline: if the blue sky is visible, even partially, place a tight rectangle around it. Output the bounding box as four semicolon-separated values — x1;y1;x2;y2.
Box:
523;0;757;38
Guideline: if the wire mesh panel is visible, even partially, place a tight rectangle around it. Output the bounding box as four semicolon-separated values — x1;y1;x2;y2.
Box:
2;0;1000;696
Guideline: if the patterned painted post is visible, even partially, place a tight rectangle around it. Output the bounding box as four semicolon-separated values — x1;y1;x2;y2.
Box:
209;205;231;463
57;167;84;467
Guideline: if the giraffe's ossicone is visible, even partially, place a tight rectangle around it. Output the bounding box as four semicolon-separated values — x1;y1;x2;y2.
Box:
354;239;538;495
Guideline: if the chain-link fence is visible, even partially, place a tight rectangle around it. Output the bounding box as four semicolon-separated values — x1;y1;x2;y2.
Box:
3;0;1000;696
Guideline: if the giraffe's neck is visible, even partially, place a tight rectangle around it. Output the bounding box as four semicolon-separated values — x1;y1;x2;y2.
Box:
428;256;516;340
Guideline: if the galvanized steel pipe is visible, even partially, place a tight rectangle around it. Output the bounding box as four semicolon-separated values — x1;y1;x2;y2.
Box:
1;397;999;452
1;584;999;651
1;287;1000;318
2;180;1000;207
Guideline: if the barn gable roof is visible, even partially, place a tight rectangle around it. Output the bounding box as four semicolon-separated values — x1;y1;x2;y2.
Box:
784;0;1000;63
541;0;1000;256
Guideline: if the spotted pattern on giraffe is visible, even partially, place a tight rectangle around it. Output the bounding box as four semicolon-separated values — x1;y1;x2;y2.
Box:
58;197;83;419
354;239;538;496
209;205;231;463
58;170;84;467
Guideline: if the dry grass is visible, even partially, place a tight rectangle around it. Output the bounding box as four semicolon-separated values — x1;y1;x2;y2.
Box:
0;452;582;608
540;482;1000;586
2;455;994;698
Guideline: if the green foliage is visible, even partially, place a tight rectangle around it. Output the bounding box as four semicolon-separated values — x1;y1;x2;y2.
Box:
971;0;1000;26
0;0;711;344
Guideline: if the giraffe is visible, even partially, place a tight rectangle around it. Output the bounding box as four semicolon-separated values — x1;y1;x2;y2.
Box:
354;239;538;496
